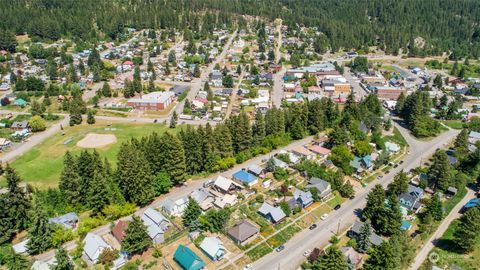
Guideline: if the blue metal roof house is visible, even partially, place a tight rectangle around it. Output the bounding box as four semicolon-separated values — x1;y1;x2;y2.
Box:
173;245;205;270
232;170;258;187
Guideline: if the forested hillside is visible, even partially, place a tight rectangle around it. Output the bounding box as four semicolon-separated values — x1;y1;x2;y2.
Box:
0;0;479;57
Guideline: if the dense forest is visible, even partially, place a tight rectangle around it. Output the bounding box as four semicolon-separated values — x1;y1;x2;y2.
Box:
1;0;480;57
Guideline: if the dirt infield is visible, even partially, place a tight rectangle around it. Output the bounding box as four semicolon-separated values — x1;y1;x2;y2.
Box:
76;133;117;148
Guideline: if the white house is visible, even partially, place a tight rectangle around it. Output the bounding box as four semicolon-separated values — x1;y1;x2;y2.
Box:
83;233;111;264
141;208;171;244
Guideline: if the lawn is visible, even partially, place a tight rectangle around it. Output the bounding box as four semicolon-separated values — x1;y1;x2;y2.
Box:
442;120;464;130
420;220;480;270
246;242;273;261
382;127;408;147
1;120;179;189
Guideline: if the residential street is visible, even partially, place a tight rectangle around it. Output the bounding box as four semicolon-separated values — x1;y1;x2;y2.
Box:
33;135;314;262
408;188;475;270
251;124;459;270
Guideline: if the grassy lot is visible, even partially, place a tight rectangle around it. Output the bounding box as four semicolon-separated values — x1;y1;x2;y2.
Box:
326;192;345;208
420;220;480;270
1;120;179;189
442;120;464;130
382;127;408;147
246;242;273;261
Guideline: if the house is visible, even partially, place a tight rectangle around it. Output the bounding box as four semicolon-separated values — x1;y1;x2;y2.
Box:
348;221;383;246
0;138;12;150
407;184;424;198
468;131;480;145
112;220;129;243
162;197;188;217
293;189;314;208
11;121;29;131
141;208;171;244
306;177;332;199
272;157;289;169
213;193;238;209
227;220;260;245
446;186;458;196
232;170;258;186
83;233;111;264
31;258;57;270
199;237;226;261
127;91;175;111
340;247;362;267
48;212;79;230
247;164;264;177
258;202;287;224
173;245;206;270
213;176;242;194
190;189;215;211
307;145;331;158
291;146;315;159
350;155;373;172
462;198;480;211
385;141;400;153
399;192;421;212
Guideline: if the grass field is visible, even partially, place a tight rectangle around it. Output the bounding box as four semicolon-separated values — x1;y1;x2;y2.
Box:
0;120;179;189
442;120;464;130
420;220;480;270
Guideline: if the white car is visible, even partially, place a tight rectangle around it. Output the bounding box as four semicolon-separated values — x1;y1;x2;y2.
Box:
244;264;252;270
321;213;329;220
303;249;312;257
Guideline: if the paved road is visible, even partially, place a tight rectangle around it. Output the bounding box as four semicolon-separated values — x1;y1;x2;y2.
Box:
271;21;284;108
1;116;69;163
172;30;237;117
344;67;367;99
34;135;314;262
409;188;475;270
225;71;245;118
251;125;459;270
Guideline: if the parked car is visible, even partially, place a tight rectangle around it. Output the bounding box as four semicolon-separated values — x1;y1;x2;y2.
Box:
244;264;252;270
275;245;285;252
203;179;214;188
321;213;329;220
334;204;341;210
309;224;317;230
303;249;312;257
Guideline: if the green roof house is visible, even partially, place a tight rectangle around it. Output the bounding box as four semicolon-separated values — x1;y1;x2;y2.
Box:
13;98;27;107
173;245;205;270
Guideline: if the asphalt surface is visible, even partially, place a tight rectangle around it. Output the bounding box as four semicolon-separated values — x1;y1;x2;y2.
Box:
251;124;459;270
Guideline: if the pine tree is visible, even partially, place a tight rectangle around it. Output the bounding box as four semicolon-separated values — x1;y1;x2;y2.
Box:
214;124;234;158
363;184;385;221
453;206;480;253
59;152;82;205
356;220;372;253
377;196;402;236
454;129;469;154
51;248;74;270
386;171;408;198
27;205;54;255
390;230;414;269
193;64;200;77
116;143;154;205
122;216;152;255
427;194;443;221
429;150;452;191
182;198;201;230
313;245;348;270
252;110;266;146
363;241;399;270
161;133;186;185
87;110;95;124
170;111;178;128
153;172;172;196
87;171;111;214
101;82;112;97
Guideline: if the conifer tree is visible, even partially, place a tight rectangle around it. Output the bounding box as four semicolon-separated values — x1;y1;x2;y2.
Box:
313;245;348;270
182;198;202;230
356;220;372;253
160;133;186;185
363;184;385;221
51;248;74;270
59;152;82;205
252;110;266;146
87;110;95;124
214;124;234;158
116;143;154;205
170;111;177;128
87;171;111;214
386;171;408;198
429;150;452;191
453;206;480;253
427;194;443;221
122;216;152;254
363;241;399;270
27;205;54;255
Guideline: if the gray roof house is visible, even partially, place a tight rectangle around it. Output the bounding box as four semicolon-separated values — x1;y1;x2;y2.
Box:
468;131;480;145
227;220;260;245
170;85;190;96
141;208;170;244
199;237;226;261
306;177;332;199
48;212;79;230
407;184;424;199
258;202;286;224
293;189;314;208
248;164;264;177
162;197;188;217
190;189;214;211
399;193;421;212
83;233;111;264
272;157;289;169
348;221;383;246
11;121;29;130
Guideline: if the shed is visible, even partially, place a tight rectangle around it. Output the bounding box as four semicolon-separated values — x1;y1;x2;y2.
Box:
48;212;79;230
